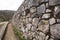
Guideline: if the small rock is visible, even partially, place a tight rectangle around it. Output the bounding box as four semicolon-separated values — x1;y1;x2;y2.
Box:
57;19;60;23
26;18;29;23
42;14;50;19
26;23;32;30
40;0;48;3
49;38;54;40
28;18;32;23
39;32;45;40
33;38;36;40
54;6;60;15
49;18;56;25
26;13;30;18
54;6;59;12
25;28;29;33
22;11;26;16
46;3;49;8
46;9;52;12
30;7;36;13
32;18;39;27
21;27;25;33
31;26;36;32
45;35;49;40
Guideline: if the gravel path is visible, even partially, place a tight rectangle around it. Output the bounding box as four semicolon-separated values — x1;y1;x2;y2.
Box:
4;23;18;40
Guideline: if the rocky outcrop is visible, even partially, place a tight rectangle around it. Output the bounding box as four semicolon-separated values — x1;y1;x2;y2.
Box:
12;0;60;40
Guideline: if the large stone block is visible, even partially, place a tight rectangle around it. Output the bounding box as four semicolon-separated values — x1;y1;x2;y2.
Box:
50;24;60;39
37;20;49;33
49;0;60;6
37;4;46;13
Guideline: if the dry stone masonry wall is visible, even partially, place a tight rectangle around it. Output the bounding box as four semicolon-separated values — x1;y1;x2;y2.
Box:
12;0;60;40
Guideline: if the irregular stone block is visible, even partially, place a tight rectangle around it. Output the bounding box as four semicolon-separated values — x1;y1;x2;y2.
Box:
32;18;39;27
31;26;36;32
45;35;49;40
49;38;54;40
42;14;50;19
50;24;60;39
49;0;60;6
54;6;59;12
21;27;25;33
40;0;48;3
38;32;45;40
31;13;36;18
49;18;56;25
37;20;49;33
54;6;60;15
22;11;26;16
26;13;30;18
28;18;32;23
57;19;60;23
26;18;29;24
46;9;52;13
26;23;32;30
28;0;39;7
30;7;36;13
37;4;46;13
46;3;49;8
23;0;30;9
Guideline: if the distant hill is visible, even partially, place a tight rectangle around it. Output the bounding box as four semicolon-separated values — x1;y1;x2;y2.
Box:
0;10;16;21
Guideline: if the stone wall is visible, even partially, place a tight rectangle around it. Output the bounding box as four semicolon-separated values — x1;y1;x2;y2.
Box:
12;0;60;40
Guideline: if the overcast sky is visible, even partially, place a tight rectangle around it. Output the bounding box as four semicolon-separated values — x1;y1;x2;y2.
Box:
0;0;24;10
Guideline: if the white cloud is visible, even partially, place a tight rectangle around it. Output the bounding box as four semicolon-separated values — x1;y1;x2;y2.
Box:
0;0;24;10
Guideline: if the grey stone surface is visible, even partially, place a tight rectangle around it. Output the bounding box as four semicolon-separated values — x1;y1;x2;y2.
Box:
37;20;49;33
40;0;48;3
12;0;60;40
30;7;36;13
49;18;56;25
54;6;60;15
50;24;60;39
46;3;49;8
32;18;39;27
46;9;52;13
28;0;39;7
37;4;46;13
49;38;54;40
38;32;45;40
57;19;60;23
42;14;50;19
49;0;60;6
45;35;49;40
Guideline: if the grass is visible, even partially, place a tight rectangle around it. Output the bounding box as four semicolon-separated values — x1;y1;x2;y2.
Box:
12;26;26;40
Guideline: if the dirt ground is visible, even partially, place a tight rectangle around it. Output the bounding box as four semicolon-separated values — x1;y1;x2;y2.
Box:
4;23;18;40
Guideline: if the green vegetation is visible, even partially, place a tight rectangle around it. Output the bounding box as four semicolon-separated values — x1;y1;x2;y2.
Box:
0;10;16;21
13;26;26;40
